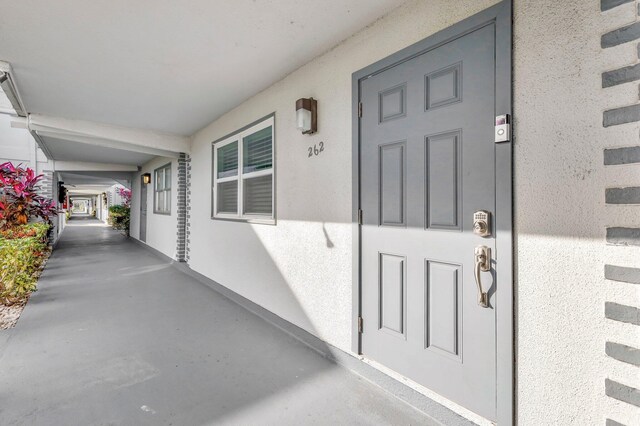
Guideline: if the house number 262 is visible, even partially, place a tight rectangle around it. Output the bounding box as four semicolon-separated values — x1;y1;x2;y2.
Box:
308;141;325;158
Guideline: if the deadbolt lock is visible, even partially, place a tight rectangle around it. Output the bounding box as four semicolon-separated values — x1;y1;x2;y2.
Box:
473;210;491;238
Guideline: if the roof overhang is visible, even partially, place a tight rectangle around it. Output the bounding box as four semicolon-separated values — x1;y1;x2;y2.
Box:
28;113;189;167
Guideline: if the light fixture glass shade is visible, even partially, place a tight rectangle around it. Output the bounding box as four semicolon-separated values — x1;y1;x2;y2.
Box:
295;97;317;134
296;108;312;132
142;173;151;185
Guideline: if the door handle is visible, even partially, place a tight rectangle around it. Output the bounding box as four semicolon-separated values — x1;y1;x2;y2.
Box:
474;246;490;308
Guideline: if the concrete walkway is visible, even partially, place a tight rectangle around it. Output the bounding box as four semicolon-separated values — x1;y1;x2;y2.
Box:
0;218;431;425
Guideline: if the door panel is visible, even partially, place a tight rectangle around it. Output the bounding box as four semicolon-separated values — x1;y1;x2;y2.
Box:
360;23;497;420
426;260;462;359
379;142;406;226
426;131;461;229
379;253;406;337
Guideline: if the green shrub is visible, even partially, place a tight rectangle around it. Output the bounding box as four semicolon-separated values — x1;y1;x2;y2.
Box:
108;204;130;235
0;223;50;304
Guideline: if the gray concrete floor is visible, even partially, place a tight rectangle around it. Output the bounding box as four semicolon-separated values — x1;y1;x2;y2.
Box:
0;218;432;426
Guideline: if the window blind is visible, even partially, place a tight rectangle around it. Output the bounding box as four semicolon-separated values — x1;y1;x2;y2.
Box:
217;141;238;178
243;127;272;174
217;181;238;214
243;175;272;215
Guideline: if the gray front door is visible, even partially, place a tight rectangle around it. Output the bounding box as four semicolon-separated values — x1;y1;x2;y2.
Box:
360;23;499;420
140;177;147;242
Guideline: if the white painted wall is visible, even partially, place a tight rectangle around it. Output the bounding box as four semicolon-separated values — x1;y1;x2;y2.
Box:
107;184;126;207
128;0;639;424
0;114;51;173
96;193;107;222
188;0;505;354
131;156;178;259
514;1;639;425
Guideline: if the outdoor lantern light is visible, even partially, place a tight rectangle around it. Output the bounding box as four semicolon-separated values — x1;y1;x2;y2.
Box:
142;173;151;185
296;97;317;134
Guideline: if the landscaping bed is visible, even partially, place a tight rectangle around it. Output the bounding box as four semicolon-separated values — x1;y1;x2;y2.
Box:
0;298;29;329
0;162;57;330
0;223;52;329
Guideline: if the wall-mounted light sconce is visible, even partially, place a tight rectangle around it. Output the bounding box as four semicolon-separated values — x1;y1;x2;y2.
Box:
296;97;317;134
142;173;151;185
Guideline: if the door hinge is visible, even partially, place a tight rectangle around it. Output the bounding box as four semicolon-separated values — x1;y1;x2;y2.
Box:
358;102;363;118
358;316;363;333
357;209;363;225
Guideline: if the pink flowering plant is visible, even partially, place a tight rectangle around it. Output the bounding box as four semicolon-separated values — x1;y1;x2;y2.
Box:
116;187;132;207
0;162;57;230
108;186;131;235
0;162;56;305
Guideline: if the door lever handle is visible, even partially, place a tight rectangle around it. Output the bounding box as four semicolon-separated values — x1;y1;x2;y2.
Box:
474;246;490;308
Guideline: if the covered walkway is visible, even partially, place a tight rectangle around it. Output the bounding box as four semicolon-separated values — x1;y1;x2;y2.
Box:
0;218;431;425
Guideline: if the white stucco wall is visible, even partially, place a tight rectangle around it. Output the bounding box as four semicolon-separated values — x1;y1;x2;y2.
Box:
131;156;178;259
129;0;639;424
514;1;639;425
0;114;51;173
188;0;503;356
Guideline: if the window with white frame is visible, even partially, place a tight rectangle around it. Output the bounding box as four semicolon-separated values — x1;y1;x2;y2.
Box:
154;163;171;214
213;116;274;222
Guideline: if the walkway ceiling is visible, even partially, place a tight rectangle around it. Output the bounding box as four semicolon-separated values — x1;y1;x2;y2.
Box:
60;171;134;193
0;1;405;145
40;136;155;166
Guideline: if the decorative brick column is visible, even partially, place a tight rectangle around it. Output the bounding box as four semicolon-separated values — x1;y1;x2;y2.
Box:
600;0;640;419
176;153;190;262
38;170;54;200
185;154;192;263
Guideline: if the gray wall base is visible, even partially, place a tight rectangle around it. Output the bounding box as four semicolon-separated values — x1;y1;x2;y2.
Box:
129;236;477;426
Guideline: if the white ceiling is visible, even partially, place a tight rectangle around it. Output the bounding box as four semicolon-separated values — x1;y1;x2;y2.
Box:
41;135;155;165
60;171;133;191
0;0;405;136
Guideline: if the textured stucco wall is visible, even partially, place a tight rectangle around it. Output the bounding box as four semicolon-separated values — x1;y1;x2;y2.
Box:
130;156;179;259
188;0;501;355
514;1;639;424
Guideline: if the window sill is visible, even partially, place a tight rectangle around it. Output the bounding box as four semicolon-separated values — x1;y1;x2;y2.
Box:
153;211;172;216
211;215;276;226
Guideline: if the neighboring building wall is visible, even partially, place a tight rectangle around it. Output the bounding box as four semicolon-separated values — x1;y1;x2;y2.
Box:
107;184;125;207
130;156;178;259
0;114;51;174
51;172;64;241
37;170;64;241
127;0;639;424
